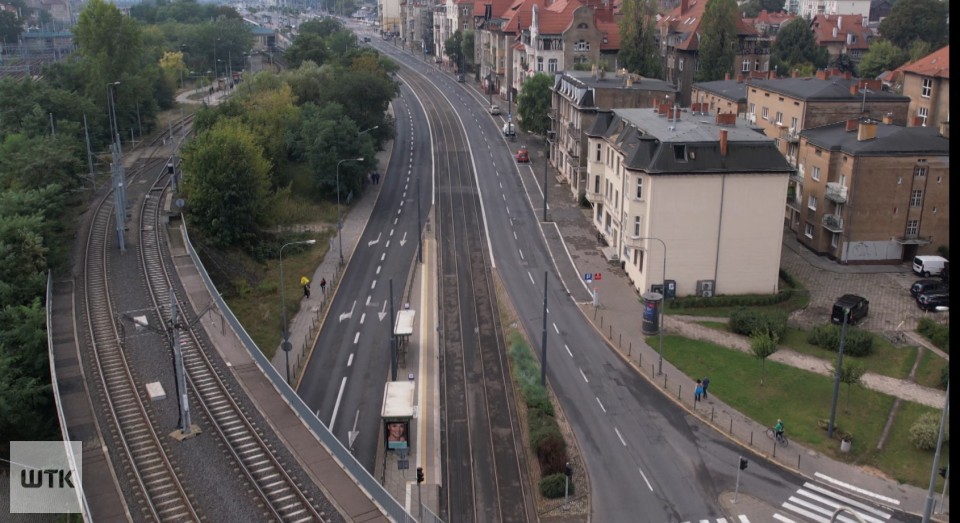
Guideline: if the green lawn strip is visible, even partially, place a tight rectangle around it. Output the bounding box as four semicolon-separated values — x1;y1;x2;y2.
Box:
860;401;950;489
779;327;916;380
649;334;945;486
913;349;949;390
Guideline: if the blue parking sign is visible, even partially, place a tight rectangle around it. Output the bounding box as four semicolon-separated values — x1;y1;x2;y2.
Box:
584;273;593;282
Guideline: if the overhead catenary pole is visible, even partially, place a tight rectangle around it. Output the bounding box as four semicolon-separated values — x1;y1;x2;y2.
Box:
827;307;850;438
417;176;423;263
922;380;950;522
82;114;95;192
540;271;548;386
169;288;193;436
390;278;397;381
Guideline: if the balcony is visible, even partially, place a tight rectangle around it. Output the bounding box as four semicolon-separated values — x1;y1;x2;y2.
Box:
623;235;645;248
789;171;804;184
822;214;844;232
786;188;800;210
825;182;848;203
585;189;603;203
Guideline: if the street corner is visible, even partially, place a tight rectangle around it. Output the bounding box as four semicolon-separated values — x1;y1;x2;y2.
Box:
717;491;779;522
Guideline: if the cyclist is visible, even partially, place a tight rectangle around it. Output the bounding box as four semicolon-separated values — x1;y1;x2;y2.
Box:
774;419;785;443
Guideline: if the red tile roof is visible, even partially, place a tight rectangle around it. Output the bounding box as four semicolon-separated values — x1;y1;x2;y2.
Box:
658;0;756;51
810;14;869;50
899;45;949;79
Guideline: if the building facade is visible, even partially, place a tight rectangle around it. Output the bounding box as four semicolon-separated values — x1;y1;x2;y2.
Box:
690;78;750;118
898;45;949;128
810;14;871;64
798;0;870;19
788;120;950;262
584;107;793;297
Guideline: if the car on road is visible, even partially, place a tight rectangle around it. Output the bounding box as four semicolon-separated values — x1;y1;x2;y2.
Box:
489;104;501;115
911;279;948;298
831;294;869;325
516;147;529;163
917;292;949;311
363;36;371;42
456;73;465;82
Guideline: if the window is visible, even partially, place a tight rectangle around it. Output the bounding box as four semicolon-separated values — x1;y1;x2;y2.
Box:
790;116;798;131
548;58;557;72
775;111;783;125
897;176;902;185
742;59;750;72
915;165;927;177
593;175;600;193
749;102;756;116
910;190;922;207
574;40;589;51
695;60;701;71
937;176;942;184
755;59;761;71
808;195;817;210
762;107;769;120
595;143;601;161
679;58;684;71
811;166;820;181
636;249;644;271
537;56;544;72
921;78;932;98
673;145;687;161
917;106;928;126
804;223;814;238
633;216;641;236
906;219;919;236
636;177;643;199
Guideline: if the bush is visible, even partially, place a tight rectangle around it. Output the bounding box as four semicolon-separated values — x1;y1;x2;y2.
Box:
917;317;949;351
534;427;568;475
539;473;575;498
909;412;949;451
779;269;798;289
729;308;787;339
807;324;874;357
667;290;794;309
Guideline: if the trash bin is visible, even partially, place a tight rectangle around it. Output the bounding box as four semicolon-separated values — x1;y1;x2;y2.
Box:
840;438;852;453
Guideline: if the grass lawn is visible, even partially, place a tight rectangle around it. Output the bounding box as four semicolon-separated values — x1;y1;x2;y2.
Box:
780;327;917;380
913;348;949;390
861;401;950;489
651;334;944;487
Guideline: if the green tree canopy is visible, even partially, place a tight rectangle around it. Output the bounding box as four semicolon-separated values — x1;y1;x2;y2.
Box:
739;0;786;18
907;39;932;63
878;0;948;50
462;31;476;68
696;0;740;81
0;11;22;44
181;120;273;247
74;0;144;84
617;0;661;77
517;73;553;135
296;102;376;201
750;330;780;385
772;18;828;75
857;40;907;79
444;30;465;70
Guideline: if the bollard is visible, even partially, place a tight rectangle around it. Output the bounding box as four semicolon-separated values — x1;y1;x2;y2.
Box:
637;351;640;365
678;384;682;400
711;407;715;422
600;316;603;328
797;454;801;469
663;374;667;388
749;431;753;446
729;419;733;435
773;438;777;458
652;364;655;377
619;333;622;348
609;325;613;339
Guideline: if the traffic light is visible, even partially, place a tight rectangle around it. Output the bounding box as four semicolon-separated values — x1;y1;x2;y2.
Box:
565;462;572;477
416;467;424;484
739;457;748;470
939;466;948;478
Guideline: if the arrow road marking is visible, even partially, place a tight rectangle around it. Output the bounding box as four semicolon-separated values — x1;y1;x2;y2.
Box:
378;301;388;321
368;233;381;247
339;300;356;322
399;231;408;247
348;410;360;448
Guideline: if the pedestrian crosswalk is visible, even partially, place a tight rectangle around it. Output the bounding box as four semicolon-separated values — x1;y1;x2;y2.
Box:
677;516;751;523
776;481;894;523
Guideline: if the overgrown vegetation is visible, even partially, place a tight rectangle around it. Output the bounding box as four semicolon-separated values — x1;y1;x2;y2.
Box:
916;317;949;352
729;308;787;340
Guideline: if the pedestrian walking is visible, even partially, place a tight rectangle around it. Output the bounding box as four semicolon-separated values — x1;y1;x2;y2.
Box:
319;278;327;294
702;376;710;399
301;276;310;299
694;379;703;403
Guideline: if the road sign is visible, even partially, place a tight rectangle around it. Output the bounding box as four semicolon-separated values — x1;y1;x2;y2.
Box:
594;273;602;281
281;341;293;352
584;273;593;282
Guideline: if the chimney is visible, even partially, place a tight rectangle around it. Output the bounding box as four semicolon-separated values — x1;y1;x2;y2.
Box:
845;118;858;132
882;113;893;124
857;120;878;141
939;121;949;138
816;69;827;80
680;0;689;15
837;16;842;29
849;84;858;95
658;103;670;116
719;129;728;156
832;27;838;38
591;63;598;79
725;72;731;81
911;116;924;126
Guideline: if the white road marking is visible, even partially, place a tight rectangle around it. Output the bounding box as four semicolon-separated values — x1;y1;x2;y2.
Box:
580;369;588;382
513;231;517;240
385;240;390;248
393;217;398;225
347;353;354;366
390;228;395;236
565;344;572;357
354;332;360;344
596;397;606;413
527;272;535;285
518;248;524;260
637;466;653;491
376;265;382;275
328;376;348;431
381;253;386;261
613;426;624;444
359;313;365;324
814;473;900;505
772;514;793;522
371;280;377;289
553;322;559;334
802;483;891;518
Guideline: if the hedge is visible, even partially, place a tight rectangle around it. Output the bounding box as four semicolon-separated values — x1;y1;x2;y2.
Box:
729;307;787;340
539;472;575;498
807;324;874;357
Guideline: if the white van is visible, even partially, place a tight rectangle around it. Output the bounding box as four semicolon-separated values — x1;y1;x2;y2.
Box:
913;255;948;277
502;122;515;137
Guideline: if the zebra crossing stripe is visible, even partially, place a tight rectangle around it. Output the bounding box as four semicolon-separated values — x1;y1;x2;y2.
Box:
802;483;892;519
795;490;886;523
738;516;750;523
716;518;727;523
814;472;900;505
772;514;795;523
788;495;870;523
783;500;832;523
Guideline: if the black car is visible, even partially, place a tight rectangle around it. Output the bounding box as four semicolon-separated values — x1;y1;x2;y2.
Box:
917;292;950;312
831;294;869;325
911;279;948;298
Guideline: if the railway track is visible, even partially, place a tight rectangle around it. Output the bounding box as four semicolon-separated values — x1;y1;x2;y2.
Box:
138;174;324;522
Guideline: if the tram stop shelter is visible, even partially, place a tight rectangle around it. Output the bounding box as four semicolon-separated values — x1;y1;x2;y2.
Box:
393;309;415;365
381;381;415;452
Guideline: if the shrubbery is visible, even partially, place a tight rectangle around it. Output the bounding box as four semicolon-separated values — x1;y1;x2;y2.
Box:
667;290;795;309
917;317;949;351
539;472;575;498
729;308;787;340
807;324;874;357
909;412;950;451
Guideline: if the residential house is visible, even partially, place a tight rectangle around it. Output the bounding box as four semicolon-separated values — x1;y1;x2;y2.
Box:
690;77;750;119
787;119;949;262
744;9;796;39
898;45;949;128
658;0;770;106
798;0;870;19
584;107;793;297
810;14;871;65
433;0;476;68
400;0;435;54
380;0;403;36
745;69;910;166
552;69;677;200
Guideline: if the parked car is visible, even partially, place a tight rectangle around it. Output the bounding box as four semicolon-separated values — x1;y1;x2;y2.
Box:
911;279;949;298
488;104;501;115
913;255;949;277
516;147;529;163
456;73;465;83
917;292;950;312
502;122;516;137
831;294;869;325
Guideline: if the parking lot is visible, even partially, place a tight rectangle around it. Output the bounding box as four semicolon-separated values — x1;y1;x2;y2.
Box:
779;232;949;335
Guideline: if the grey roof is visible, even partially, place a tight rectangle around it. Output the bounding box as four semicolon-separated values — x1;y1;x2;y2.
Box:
586;108;793;174
801;122;951;156
746;77;910;102
691;79;747;103
560;70;676;92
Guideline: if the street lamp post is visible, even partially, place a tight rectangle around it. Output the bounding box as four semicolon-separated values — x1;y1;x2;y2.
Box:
827;308;850;438
358;125;379;136
336;157;364;266
279;239;317;385
636;237;667;375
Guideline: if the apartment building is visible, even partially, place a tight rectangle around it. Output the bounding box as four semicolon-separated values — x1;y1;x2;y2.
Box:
810;14;871;64
380;0;403;35
788;119;950;262
658;0;770;106
745;70;910;166
584;107;793;297
690;78;749;119
400;0;435;54
551;70;677;200
898;45;949;128
798;0;870;19
744;9;797;39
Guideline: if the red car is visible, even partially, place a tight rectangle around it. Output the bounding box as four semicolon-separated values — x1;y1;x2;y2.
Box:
516;147;530;163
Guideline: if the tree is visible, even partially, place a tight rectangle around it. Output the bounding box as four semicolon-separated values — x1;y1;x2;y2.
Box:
462;31;475;70
696;0;740;81
750;329;779;385
181;120;272;247
907;39;933;63
857;40;907;79
878;0;948;50
73;0;144;84
832;361;865;412
444;30;465;71
0;11;22;44
772;18;828;74
617;0;661;77
739;0;785;21
516;73;553;135
830;53;856;74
